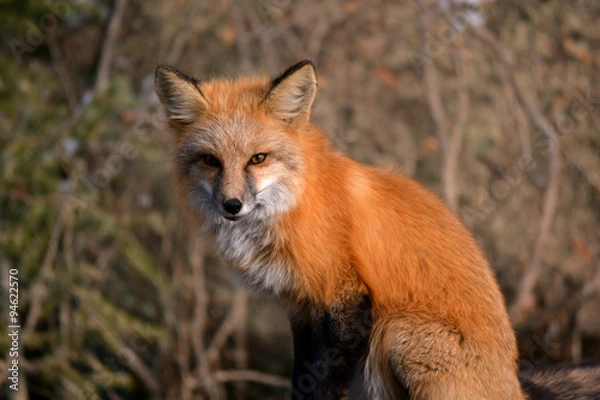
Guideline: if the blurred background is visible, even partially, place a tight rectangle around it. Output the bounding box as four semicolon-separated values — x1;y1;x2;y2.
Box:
1;0;599;398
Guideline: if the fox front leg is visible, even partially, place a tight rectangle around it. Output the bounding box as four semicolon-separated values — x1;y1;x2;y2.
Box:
288;296;373;400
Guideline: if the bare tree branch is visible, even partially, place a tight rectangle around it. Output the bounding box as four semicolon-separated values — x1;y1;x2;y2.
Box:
465;22;563;326
190;238;223;399
308;4;350;65
499;65;531;155
213;369;291;388
165;0;207;65
207;291;248;365
118;346;161;400
231;1;253;73
95;0;129;93
417;1;469;212
442;43;470;212
233;294;249;400
173;282;194;400
522;260;600;332
416;2;449;154
1;202;69;385
561;142;600;195
241;0;280;73
21;202;69;346
47;34;78;112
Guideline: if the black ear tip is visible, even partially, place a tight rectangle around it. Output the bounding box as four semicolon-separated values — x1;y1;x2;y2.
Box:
155;64;173;83
271;60;317;89
155;64;171;74
154;65;200;87
296;59;315;71
289;60;316;76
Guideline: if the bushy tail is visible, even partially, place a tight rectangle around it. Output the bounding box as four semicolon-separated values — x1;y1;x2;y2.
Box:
360;315;524;400
519;360;600;400
361;319;410;400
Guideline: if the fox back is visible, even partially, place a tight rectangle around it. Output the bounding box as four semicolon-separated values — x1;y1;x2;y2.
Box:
156;61;527;399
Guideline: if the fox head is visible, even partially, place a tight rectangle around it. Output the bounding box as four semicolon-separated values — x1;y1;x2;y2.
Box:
155;61;317;228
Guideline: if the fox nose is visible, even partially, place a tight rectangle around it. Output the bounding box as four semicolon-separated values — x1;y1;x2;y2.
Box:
223;198;243;215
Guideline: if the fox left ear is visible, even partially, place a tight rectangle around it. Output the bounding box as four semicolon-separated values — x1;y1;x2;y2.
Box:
155;65;208;128
263;60;317;127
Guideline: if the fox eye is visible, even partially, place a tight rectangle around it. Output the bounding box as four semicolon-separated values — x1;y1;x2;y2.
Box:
249;153;268;165
201;154;221;168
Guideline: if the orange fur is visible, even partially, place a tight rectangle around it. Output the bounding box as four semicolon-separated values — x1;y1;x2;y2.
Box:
155;61;525;399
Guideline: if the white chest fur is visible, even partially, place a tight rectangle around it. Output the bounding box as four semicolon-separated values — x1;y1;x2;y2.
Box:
211;218;295;295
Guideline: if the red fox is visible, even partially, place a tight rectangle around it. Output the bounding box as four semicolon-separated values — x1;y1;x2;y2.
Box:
154;61;596;399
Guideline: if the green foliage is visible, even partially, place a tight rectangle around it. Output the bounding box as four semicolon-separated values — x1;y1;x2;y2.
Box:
0;16;168;399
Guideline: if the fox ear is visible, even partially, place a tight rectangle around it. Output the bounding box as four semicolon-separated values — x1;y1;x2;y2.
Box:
263;60;317;127
155;65;208;127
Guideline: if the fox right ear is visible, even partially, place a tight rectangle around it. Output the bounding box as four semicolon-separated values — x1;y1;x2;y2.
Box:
155;65;208;126
263;60;317;127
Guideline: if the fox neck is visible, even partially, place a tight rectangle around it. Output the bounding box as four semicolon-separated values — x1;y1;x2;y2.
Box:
209;127;366;310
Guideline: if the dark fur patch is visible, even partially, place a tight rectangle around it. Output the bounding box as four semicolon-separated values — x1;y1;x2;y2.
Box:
288;295;372;399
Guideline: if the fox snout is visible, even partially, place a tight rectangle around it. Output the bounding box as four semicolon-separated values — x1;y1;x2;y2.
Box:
214;191;253;221
210;167;257;221
222;198;243;216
